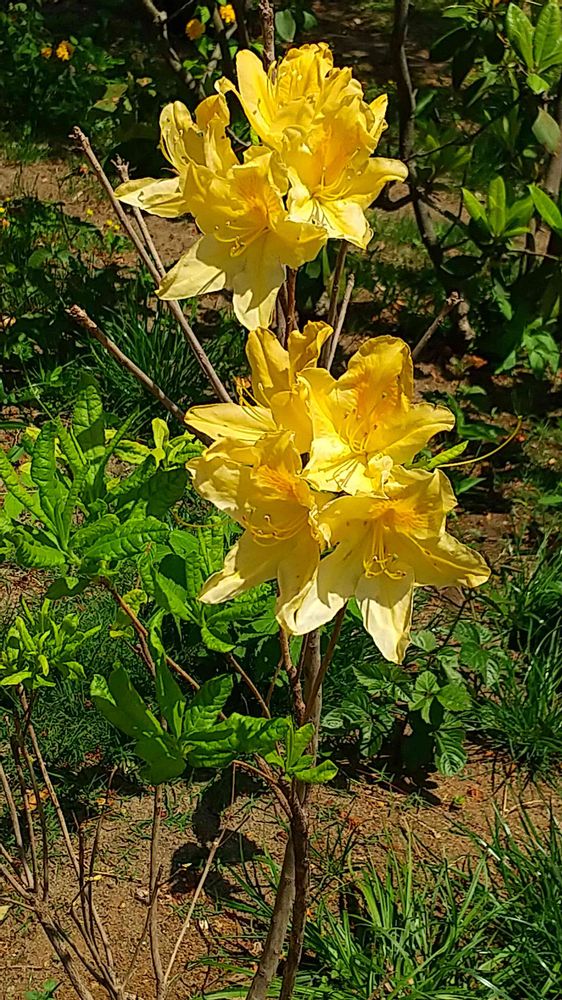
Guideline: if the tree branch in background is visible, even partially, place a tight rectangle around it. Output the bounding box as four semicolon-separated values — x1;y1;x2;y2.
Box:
259;0;275;69
139;0;200;92
412;293;459;362
233;0;251;48
324;275;355;371
71;127;232;403
67;305;187;426
210;3;235;81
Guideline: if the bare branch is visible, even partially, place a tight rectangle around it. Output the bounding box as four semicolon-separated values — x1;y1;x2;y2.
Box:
225;653;271;718
67;305;186;426
70;126;232;403
149;786;165;995
0;759;33;889
259;0;275;69
411;293;459;362
324;275;355;371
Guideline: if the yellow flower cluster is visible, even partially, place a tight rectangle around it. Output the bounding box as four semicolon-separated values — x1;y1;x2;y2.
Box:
55;40;74;61
116;44;408;329
185;18;206;40
185;330;489;663
220;3;236;24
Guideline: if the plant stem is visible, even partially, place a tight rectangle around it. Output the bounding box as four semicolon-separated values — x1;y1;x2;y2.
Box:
150;786;165;997
279;792;309;1000
259;0;275;69
327;241;348;328
324;275;355;371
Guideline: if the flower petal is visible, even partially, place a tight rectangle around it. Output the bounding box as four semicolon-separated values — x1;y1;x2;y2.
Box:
157;235;229;300
186;402;277;444
276;533;322;630
247;327;290;406
115;177;187;218
232;240;286;329
200;532;284;603
392;530;490;589
283;534;363;634
356;565;414;663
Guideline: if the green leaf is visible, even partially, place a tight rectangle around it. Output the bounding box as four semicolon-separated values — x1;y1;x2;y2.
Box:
71;515;120;552
30;422;63;526
527;72;549;94
434;722;467;776
423;440;468;471
60;466;86;546
506;193;534;229
83;516;169;561
411;630;438;652
530;184;562;236
135;733;186;783
91;667;162;738
183;675;233;735
46;576;88;599
153;554;193;621
0;449;43;521
141;467;188;517
275;8;296;42
55;418;85;476
486;176;507;237
431;26;469;62
14;530;66;569
462;188;488;227
287;723;315;769
73;379;105;462
505;3;534;69
291;759;338;784
437;682;472;712
532;108;561;154
534;1;562;71
150;629;186;738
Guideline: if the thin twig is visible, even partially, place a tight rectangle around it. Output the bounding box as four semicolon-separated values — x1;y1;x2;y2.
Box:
225;653;271;718
232;761;292;819
411;293;459;362
17;734;50;899
324;275;355;371
149;787;165;996
163;830;224;990
285;268;298;333
70;126;232;403
327;241;348;328
0;760;33;889
115;158;167;280
233;0;251;48
67;306;186;426
9;734;39;891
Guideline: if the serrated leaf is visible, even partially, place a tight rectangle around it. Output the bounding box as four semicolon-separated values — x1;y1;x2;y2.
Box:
71;514;120;552
505;3;534;68
83;516;169;560
55;417;85;476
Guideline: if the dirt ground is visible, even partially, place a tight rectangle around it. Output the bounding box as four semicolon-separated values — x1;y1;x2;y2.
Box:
2;751;560;1000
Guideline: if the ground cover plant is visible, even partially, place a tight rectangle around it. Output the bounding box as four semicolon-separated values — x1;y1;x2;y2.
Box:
1;1;561;999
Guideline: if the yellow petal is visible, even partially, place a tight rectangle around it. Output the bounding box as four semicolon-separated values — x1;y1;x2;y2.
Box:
159;101;196;170
356;566;414;663
287;321;332;380
247;327;290;406
377;402;455;466
231;239;286;329
157;235;230;300
187;444;250;520
200;532;285;603
276;532;322;630
283;537;361;634
115;177;187;219
186;401;277;444
392;529;490;589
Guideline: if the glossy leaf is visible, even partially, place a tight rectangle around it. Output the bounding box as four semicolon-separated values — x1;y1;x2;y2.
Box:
534;0;562;71
505;3;534;69
83;516;169;560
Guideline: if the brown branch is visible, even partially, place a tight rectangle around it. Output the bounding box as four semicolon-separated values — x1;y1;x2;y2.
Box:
115;158;167;280
9;734;39;891
259;0;275;69
210;3;235;81
303;605;346;723
139;0;200;92
70;126;232;403
278;792;309;1000
280;630;305;726
233;0;251;48
286;268;298;333
67;305;186;426
0;760;33;889
411;293;459;362
327;240;348;328
225;653;271;718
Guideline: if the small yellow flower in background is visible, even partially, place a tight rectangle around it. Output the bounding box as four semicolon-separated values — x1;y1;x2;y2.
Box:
85;208;94;217
0;207;5;215
220;3;236;23
56;40;74;61
187;320;332;452
40;45;53;59
186;17;205;40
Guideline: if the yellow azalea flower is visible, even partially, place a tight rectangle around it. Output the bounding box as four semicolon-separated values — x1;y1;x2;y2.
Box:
56;40;74;61
220;3;236;23
186;320;332;452
40;45;53;59
301;336;454;494
219;44;366;152
283;103;408;248
186;17;205;40
157;151;327;328
188;432;330;623
286;467;490;661
115;95;235;218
